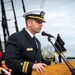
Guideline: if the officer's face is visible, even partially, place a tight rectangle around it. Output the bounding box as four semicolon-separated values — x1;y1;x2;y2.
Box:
27;19;43;35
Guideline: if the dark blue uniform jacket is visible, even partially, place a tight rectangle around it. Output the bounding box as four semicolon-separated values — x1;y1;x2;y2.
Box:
5;28;51;75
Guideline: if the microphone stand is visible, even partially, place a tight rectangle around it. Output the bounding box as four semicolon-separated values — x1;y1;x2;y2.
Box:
47;36;75;75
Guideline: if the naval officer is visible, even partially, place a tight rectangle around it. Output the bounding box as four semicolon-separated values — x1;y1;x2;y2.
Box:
5;9;51;75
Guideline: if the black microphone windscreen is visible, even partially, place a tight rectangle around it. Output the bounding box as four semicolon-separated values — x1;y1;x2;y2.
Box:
41;31;46;36
41;31;54;38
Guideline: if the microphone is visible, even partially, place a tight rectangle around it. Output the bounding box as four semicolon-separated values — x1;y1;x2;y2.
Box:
41;31;54;38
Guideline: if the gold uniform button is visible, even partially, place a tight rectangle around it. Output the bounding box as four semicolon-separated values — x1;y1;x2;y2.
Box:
21;63;23;65
35;61;37;63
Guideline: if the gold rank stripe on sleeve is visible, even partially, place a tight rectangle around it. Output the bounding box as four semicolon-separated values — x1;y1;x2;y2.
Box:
28;16;44;20
22;61;29;73
22;62;29;73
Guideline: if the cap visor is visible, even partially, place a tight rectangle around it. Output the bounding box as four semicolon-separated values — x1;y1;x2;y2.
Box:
32;18;46;23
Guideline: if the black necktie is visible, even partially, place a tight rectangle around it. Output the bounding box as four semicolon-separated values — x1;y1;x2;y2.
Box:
33;36;38;49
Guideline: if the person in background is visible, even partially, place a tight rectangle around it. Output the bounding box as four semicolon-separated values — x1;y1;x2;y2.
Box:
5;9;51;75
0;52;11;75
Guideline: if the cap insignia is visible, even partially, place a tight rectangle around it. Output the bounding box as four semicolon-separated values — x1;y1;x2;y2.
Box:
40;11;45;17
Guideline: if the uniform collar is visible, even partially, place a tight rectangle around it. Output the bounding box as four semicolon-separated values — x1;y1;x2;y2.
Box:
25;28;34;38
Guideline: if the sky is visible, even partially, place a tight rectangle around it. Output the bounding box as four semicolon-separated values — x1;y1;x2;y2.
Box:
0;0;75;57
